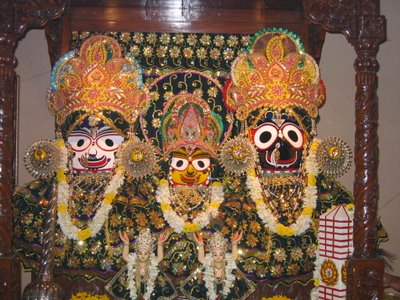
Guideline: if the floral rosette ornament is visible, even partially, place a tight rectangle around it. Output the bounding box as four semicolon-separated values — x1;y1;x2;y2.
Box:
320;259;339;286
24;139;64;178
141;70;233;233
315;136;352;178
116;135;160;180
218;134;258;176
46;35;152;241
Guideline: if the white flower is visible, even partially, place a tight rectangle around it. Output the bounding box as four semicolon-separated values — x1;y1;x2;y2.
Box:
55;142;125;241
203;253;236;299
247;139;319;236
127;253;159;300
156;181;225;233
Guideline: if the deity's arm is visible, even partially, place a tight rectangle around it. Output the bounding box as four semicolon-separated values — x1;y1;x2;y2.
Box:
121;244;130;262
157;241;163;263
231;230;243;261
157;230;170;263
119;231;130;262
193;233;205;264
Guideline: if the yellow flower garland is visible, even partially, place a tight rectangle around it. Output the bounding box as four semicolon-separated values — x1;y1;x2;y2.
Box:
70;292;110;300
261;296;291;300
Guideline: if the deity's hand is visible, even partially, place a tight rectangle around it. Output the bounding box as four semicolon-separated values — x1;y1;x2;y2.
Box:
158;230;170;245
193;232;204;246
232;230;243;245
119;231;130;245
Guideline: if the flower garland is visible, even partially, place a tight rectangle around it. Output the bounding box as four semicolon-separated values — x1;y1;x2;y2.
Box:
156;180;224;233
70;292;110;300
203;253;236;299
55;139;125;241
246;139;320;236
126;252;159;300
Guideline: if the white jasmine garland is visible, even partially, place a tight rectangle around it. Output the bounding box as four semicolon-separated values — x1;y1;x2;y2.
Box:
310;286;319;300
156;180;224;233
203;253;236;300
55;139;125;241
126;253;159;300
247;139;320;236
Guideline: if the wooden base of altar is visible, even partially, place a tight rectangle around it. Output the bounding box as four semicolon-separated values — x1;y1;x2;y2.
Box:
0;255;21;300
347;257;384;300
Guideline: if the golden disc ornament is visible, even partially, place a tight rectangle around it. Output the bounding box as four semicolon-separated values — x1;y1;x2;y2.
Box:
316;137;352;178
130;149;144;162
218;135;257;175
24;140;63;178
117;137;159;180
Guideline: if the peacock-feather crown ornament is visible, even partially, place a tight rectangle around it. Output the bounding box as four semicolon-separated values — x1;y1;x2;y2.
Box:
47;35;150;136
224;28;326;125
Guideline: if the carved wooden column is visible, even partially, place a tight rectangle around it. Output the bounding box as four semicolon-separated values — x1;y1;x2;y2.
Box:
0;1;66;299
303;0;386;299
0;28;20;300
348;7;386;299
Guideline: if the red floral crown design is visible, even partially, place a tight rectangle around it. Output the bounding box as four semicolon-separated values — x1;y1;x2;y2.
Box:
48;35;150;126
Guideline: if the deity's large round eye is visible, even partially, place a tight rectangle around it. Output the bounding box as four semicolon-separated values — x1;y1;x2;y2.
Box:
281;123;304;149
191;158;211;171
67;134;92;152
96;135;124;151
170;157;189;171
252;124;279;150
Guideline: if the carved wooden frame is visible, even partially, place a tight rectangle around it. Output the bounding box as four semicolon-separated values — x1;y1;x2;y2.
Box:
0;1;386;299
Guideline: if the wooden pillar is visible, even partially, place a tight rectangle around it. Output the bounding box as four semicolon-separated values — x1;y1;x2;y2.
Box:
348;10;386;299
0;1;66;299
303;0;386;299
0;29;21;300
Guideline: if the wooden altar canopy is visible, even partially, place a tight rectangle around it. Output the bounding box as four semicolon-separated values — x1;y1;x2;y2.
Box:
0;0;386;299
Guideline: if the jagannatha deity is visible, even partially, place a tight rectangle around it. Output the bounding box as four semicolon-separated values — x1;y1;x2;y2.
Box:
218;28;354;299
12;35;158;298
139;70;233;288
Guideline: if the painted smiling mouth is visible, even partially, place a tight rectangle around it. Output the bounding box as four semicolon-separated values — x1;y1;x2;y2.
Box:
180;174;199;184
265;151;298;168
79;155;109;169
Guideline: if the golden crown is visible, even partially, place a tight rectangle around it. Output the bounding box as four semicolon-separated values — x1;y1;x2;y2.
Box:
134;228;155;252
48;35;150;126
143;70;230;157
208;231;227;251
161;93;224;156
224;28;325;122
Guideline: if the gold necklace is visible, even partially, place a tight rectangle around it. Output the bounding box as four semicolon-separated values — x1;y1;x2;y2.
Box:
68;173;112;221
169;185;211;217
